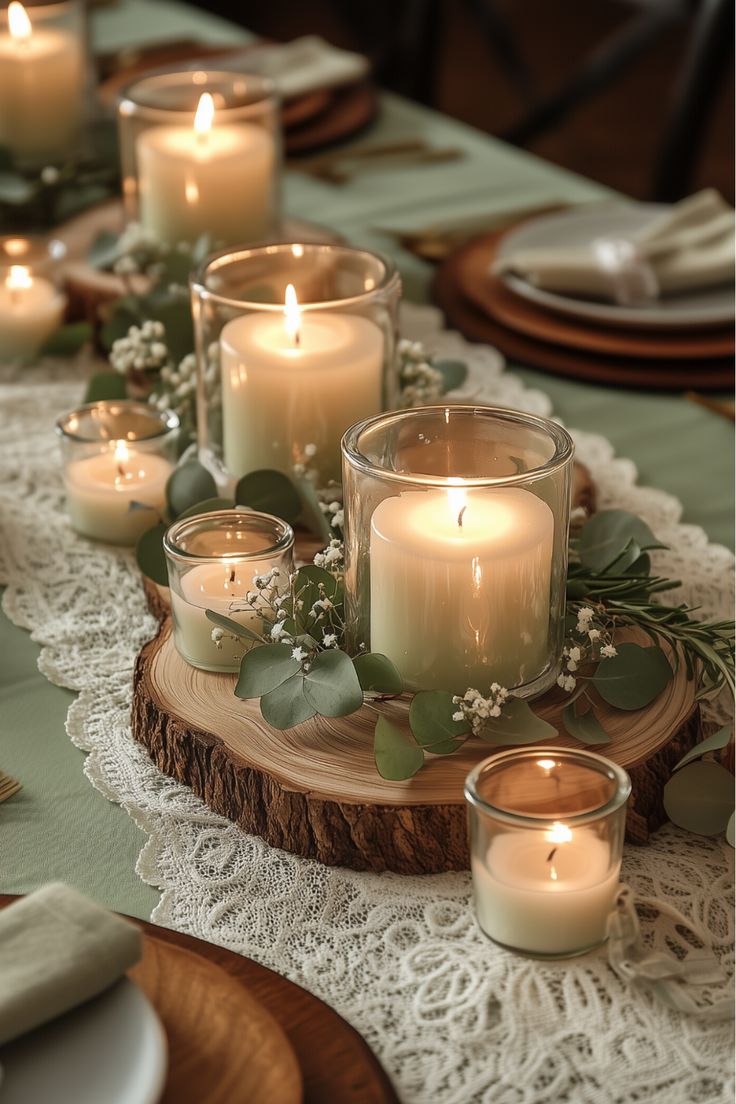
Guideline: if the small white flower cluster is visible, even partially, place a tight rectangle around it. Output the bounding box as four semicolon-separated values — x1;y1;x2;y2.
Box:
557;606;618;693
112;222;166;277
320;497;344;532
452;683;510;734
398;338;445;408
293;441;318;478
313;538;343;571
110;320;169;376
151;352;196;413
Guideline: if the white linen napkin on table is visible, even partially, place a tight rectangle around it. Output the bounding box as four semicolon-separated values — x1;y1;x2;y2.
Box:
493;189;735;304
229;36;370;101
0;882;142;1047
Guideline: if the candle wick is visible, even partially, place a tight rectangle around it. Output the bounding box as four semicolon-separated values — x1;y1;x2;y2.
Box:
229;569;236;584
457;505;467;528
546;847;557;863
117;463;126;479
294;329;301;348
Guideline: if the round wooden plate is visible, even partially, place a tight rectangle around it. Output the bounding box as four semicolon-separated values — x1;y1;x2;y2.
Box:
432;252;734;392
457;231;734;361
0;897;399;1104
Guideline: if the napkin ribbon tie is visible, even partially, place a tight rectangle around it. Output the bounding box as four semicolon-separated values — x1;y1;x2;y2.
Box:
607;885;734;1021
592;238;659;306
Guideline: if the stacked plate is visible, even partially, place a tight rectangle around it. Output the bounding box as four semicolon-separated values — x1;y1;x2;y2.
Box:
433;205;734;391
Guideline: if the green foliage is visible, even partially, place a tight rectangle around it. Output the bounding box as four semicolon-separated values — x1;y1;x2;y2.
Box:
204;609;262;643
673;724;732;772
236;644;300;698
409;691;469;746
177;497;233;519
433;358;468;393
166;462;217;518
479;698;557;745
591;642;672;710
84;372;128;403
261;673;316;729
663;760;735;836
577;510;665;573
40;322;92;358
302;650;364;716
374;715;425;781
235;470;302;526
352;652;403;694
562;701;610;745
135;524;168;587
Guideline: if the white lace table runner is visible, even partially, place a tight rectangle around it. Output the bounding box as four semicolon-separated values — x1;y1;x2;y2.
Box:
1;304;733;1104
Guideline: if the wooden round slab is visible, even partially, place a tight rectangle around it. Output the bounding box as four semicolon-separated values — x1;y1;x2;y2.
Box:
433;243;734;392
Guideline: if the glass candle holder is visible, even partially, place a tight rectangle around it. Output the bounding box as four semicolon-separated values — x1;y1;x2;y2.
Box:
342;405;574;697
191;242;401;489
0;235;67;362
118;69;281;248
465;748;631;958
164;509;295;672
56;400;179;546
0;0;86;166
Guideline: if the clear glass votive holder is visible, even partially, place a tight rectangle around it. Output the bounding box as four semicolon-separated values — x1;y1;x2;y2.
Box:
191;242;401;489
0;0;87;166
0;235;67;362
465;748;631;958
117;69;281;247
56;400;179;546
341;405;574;697
164;509;295;672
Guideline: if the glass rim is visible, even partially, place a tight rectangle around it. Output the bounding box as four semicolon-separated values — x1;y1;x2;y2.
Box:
464;746;631;828
190;241;401;312
118;68;277;119
341;405;575;489
55;400;180;443
164;509;295;565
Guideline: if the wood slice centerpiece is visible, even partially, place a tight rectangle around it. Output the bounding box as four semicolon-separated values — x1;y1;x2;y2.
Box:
131;464;700;875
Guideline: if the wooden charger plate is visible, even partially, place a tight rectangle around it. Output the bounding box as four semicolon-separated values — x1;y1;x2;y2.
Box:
0;896;399;1104
432;246;734;391
457;230;734;361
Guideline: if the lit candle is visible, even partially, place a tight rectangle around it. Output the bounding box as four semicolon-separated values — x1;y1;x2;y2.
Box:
471;820;621;956
369;483;554;692
221;283;384;485
136;91;276;246
64;440;173;546
0;1;84;163
0;264;65;361
170;560;278;672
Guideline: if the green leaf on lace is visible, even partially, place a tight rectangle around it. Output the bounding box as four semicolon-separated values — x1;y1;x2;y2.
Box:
433;358;467;394
374;715;424;781
672;724;732;771
578;510;666;573
663;760;735;836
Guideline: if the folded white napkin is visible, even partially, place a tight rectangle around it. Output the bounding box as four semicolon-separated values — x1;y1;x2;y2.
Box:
493;189;735;304
0;883;142;1046
232;36;370;101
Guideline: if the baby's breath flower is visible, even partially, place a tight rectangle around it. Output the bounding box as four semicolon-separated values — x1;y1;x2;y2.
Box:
601;644;617;658
211;627;224;647
291;646;307;662
322;632;338;648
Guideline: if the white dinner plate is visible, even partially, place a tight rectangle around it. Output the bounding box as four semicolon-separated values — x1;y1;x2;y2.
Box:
497;205;735;330
0;979;167;1104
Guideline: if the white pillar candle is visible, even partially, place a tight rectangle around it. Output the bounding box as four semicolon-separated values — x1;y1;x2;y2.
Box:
0;265;65;361
170;561;277;672
64;441;172;546
137;92;276;247
0;2;84;163
370;484;554;693
221;284;383;485
471;823;620;955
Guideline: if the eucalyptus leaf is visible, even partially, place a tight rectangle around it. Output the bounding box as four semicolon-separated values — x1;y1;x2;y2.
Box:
100;298;143;349
235;643;300;699
374;715;424;781
87;229;121;270
235;470;301;525
205;609;262;643
293;563;343;633
673;724;733;771
0;171;36;204
727;813;734;848
84;372;128;403
261;673;316;728
424;737;466;755
177;497;234;519
579;510;666;573
481;698;557;745
433;358;468;393
592;643;672;710
40;322;91;357
166;461;217;518
352;652;403;694
135;523;168;586
409;690;470;747
303;649;363;717
562;702;611;745
293;472;332;542
663;760;735;836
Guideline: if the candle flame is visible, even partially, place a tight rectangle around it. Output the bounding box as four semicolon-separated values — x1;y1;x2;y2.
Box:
6;264;31;290
8;1;31;40
284;283;301;346
114;440;129;465
447;477;467;529
184;177;199;206
537;758;557;771
545;822;572;845
194;92;215;136
4;238;29;258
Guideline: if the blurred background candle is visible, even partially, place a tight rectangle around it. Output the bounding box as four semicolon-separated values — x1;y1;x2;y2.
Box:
136;90;276;246
0;0;84;164
369;482;554;692
0;264;65;361
221;284;383;485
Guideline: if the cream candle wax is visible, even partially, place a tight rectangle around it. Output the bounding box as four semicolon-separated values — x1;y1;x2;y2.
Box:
221;284;383;485
0;264;65;361
0;1;84;163
136;92;276;246
369;482;554;693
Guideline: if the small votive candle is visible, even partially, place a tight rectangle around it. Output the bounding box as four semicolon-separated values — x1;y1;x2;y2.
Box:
164;509;294;672
56;401;179;546
0;236;67;362
465;748;630;958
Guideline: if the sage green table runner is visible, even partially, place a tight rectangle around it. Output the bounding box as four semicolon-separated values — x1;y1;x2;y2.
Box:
0;0;732;919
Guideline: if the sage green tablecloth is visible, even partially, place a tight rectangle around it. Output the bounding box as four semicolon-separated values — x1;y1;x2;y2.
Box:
0;0;732;919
